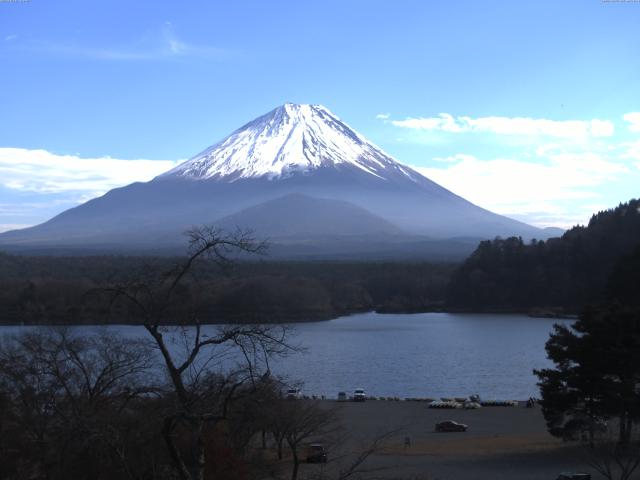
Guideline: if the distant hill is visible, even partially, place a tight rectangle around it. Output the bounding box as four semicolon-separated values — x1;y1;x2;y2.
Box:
215;193;402;238
446;199;640;312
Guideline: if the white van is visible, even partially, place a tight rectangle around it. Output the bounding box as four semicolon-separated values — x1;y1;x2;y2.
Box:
353;388;366;402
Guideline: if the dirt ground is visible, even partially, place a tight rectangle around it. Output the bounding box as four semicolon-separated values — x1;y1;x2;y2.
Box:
293;400;599;480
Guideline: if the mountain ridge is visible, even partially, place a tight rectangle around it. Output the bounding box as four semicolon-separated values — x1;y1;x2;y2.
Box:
0;103;555;255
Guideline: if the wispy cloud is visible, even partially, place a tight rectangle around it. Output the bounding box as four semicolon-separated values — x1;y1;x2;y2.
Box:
5;23;232;61
0;224;32;234
0;148;182;196
375;113;390;120
4;34;17;42
623;112;640;133
411;149;628;228
389;113;615;139
619;139;640;161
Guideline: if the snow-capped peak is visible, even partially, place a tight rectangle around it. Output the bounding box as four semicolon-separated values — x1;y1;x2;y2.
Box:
161;103;423;183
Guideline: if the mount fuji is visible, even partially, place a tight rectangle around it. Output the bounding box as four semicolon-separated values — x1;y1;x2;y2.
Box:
0;103;551;258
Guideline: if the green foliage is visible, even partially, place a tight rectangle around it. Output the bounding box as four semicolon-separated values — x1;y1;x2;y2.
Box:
606;246;640;307
447;199;640;311
535;305;640;444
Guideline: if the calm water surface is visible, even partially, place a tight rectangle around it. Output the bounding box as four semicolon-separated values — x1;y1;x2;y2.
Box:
0;312;570;399
275;312;569;399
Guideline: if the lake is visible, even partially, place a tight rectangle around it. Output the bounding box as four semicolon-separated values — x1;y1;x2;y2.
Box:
0;312;570;400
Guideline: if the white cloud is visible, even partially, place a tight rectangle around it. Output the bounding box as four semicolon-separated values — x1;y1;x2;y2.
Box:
391;114;615;139
375;113;390;120
0;148;182;196
0;224;32;234
623;112;640;133
411;151;628;228
619;139;640;162
589;119;616;137
381;109;640;228
4;34;17;42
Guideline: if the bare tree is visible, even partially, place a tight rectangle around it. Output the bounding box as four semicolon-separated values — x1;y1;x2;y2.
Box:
107;227;295;480
278;400;337;480
305;428;400;480
0;328;157;480
582;428;640;480
334;430;398;480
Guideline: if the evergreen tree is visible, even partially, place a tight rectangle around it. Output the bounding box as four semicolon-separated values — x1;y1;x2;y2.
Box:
448;198;640;311
535;305;640;445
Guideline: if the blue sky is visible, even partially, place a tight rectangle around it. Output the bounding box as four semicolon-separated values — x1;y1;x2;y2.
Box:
1;0;639;231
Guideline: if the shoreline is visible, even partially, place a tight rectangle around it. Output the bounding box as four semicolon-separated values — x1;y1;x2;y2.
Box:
0;308;578;327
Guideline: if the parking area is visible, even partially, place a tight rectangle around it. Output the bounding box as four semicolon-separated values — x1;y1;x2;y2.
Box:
297;400;597;480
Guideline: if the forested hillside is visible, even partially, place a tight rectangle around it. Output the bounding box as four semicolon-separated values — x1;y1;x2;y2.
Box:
0;254;454;324
447;199;640;312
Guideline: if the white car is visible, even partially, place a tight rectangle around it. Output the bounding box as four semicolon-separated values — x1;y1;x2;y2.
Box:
353;388;366;402
286;388;302;400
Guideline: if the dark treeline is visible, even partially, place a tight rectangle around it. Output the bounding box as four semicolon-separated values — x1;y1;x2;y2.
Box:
447;198;640;313
0;227;384;480
0;254;455;325
4;199;639;324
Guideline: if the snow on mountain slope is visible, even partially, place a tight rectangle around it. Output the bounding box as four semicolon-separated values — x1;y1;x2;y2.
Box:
0;103;550;252
161;103;424;183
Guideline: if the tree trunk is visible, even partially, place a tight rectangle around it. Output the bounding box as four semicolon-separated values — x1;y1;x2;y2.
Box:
194;423;206;480
291;449;299;480
625;415;633;443
162;418;192;480
277;438;284;460
620;411;630;446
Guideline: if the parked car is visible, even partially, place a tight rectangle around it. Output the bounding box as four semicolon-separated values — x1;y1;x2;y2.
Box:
353;388;366;402
556;473;591;480
337;391;347;402
286;388;301;400
435;420;468;432
306;443;328;463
